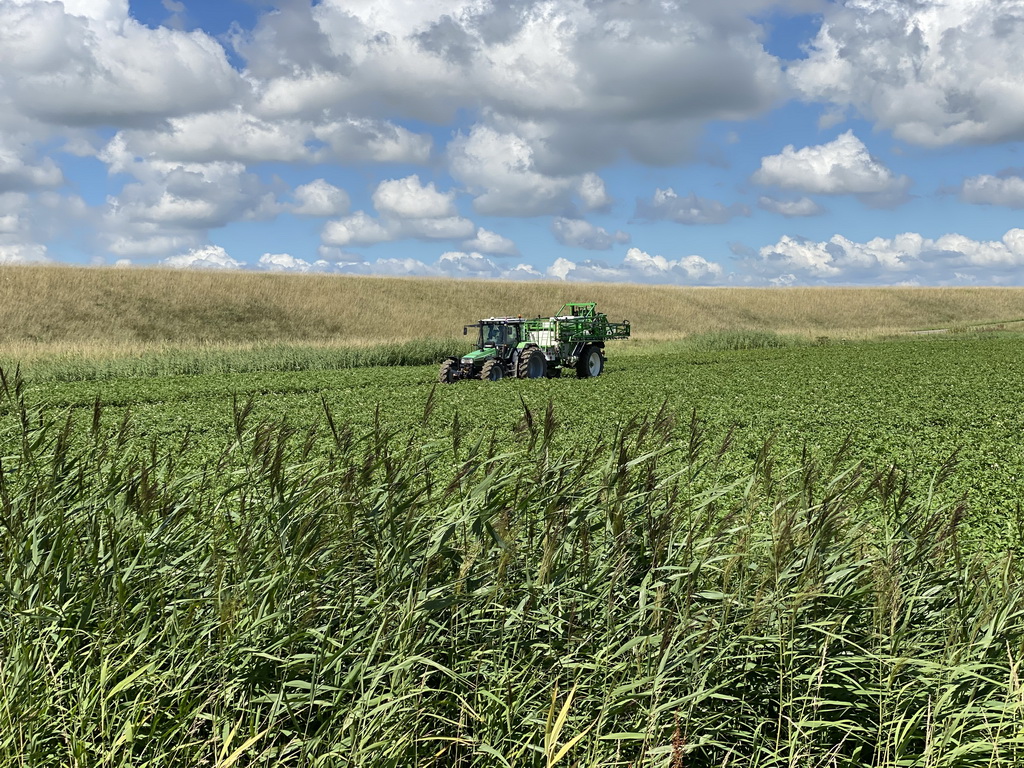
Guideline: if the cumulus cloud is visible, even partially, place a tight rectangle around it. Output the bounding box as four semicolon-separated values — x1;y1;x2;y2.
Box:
636;188;749;225
290;179;350;217
552;217;630;250
161;245;245;270
312;119;432;164
317;250;544;281
790;0;1024;146
372;175;455;219
753;132;909;207
105;113;433;168
321;174;474;247
257;252;334;272
960;174;1024;209
0;0;816;274
101;157;279;256
0;189;87;263
240;0;784;171
0;1;241;127
577;173;612;210
321;211;394;247
752;228;1024;284
448;126;582;217
462;227;518;256
757;195;824;217
0;138;63;192
0;242;49;265
550;247;724;284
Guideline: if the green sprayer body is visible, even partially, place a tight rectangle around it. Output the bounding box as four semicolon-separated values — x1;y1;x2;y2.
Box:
438;302;630;382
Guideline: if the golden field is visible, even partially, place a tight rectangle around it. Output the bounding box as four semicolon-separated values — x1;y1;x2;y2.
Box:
1;265;1022;359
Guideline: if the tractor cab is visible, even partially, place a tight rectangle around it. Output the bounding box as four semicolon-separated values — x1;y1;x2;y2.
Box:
480;321;520;348
463;318;523;350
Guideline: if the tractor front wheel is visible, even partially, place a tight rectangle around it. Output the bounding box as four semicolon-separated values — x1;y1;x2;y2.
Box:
480;359;504;381
439;359;458;383
517;348;547;379
576;346;604;378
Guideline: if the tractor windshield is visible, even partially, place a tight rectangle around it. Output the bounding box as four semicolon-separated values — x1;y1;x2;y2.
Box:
480;323;518;347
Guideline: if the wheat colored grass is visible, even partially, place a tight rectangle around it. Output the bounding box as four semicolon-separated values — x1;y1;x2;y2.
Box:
2;265;1023;359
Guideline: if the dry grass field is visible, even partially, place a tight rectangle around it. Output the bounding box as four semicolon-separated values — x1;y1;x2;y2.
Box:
1;265;1023;360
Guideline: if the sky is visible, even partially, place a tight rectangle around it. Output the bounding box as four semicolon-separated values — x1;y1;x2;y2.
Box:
2;0;1024;286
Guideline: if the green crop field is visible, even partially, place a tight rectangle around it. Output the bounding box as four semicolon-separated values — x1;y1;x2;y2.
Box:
3;331;1024;766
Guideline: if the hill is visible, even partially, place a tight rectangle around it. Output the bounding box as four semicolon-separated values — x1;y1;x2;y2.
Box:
1;265;1022;357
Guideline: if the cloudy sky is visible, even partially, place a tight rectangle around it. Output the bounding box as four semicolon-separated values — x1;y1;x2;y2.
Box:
2;0;1024;285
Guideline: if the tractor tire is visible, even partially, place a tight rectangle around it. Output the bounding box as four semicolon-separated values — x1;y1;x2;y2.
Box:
517;348;547;379
438;359;458;384
576;346;604;378
480;359;504;381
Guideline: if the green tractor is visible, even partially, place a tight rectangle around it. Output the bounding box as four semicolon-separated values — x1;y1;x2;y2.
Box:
439;302;630;382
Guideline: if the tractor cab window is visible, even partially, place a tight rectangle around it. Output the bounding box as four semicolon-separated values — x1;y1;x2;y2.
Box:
481;323;519;346
482;324;500;346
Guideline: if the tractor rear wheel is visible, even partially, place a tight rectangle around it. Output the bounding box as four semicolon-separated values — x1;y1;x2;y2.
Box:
439;359;458;383
480;359;504;381
517;348;547;379
576;346;604;378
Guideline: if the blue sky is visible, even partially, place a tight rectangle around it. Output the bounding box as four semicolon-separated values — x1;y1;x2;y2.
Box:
2;0;1024;285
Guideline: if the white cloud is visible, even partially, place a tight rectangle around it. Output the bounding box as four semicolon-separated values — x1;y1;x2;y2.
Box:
291;179;350;217
790;0;1024;146
752;228;1024;284
312;119;432;164
753;132;909;206
316;244;365;265
110;110;312;165
577;173;611;210
757;195;824;218
0;138;63;192
241;0;783;170
436;251;506;279
101;159;279;256
106;231;202;258
0;190;86;262
0;1;241;126
636;187;749;225
323;250;544;281
161;244;245;270
960;174;1024;209
257;252;334;272
448;125;580;217
0;242;49;264
402;215;475;241
372;175;456;219
105;113;433;168
321;211;394;247
549;247;724;284
551;217;630;250
355;257;437;277
462;227;518;256
321;174;474;247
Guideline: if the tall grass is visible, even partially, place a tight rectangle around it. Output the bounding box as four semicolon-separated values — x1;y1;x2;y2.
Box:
3;265;1024;357
1;371;1022;766
3;338;461;383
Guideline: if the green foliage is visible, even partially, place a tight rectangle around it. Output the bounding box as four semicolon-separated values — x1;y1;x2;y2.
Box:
5;338;463;383
686;329;806;351
2;336;1024;766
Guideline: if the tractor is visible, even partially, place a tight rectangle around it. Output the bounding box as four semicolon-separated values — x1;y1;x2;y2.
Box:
438;302;630;382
